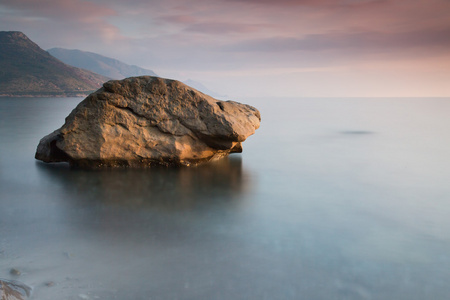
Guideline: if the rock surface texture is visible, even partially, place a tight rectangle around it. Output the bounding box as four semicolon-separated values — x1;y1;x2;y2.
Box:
35;76;260;168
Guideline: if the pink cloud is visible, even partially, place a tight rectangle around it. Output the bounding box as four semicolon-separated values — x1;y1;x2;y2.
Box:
185;22;267;34
226;27;450;53
225;0;386;7
1;0;124;47
2;0;116;21
160;14;197;25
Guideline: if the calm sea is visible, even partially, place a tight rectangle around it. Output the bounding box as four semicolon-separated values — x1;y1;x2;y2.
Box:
1;97;450;299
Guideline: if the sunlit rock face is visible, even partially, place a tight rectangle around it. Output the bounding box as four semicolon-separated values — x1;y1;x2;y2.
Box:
35;76;260;168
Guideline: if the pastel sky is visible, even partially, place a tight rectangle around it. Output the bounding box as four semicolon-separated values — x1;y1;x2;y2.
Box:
1;0;450;97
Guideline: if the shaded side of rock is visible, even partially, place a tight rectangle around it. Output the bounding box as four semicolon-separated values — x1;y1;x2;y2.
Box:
35;76;260;168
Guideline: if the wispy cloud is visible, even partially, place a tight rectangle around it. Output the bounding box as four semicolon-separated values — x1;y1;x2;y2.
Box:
185;22;269;34
0;0;123;47
227;27;450;53
225;0;385;6
160;14;197;25
1;0;116;22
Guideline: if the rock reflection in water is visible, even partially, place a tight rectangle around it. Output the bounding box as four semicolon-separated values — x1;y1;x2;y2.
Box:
36;155;250;210
28;155;252;299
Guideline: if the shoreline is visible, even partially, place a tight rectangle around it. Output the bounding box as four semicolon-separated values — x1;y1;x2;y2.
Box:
0;93;91;98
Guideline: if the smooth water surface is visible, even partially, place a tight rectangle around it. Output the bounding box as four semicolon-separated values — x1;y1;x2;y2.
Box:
1;97;450;299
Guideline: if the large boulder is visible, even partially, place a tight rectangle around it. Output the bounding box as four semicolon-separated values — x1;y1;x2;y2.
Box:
35;76;260;168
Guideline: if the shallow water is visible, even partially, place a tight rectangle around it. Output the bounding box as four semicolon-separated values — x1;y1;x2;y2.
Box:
1;97;450;299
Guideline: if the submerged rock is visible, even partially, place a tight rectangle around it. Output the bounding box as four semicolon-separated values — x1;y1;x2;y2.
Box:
35;76;260;168
0;279;32;300
9;268;21;276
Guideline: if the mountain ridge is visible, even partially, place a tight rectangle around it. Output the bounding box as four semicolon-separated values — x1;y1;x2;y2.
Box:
0;31;109;97
47;47;224;98
48;48;157;80
183;79;227;98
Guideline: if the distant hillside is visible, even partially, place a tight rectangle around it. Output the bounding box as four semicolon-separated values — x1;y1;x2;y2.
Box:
183;79;226;98
48;48;157;80
0;31;109;97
